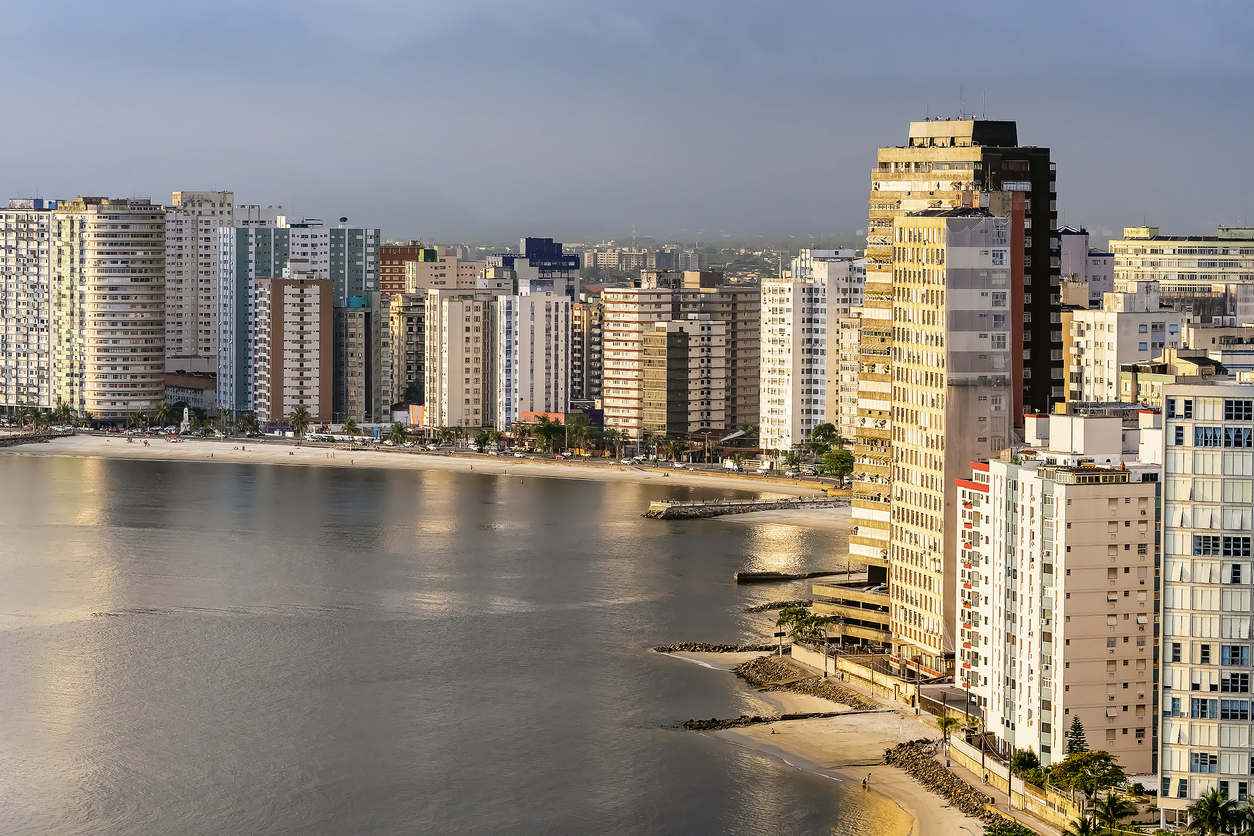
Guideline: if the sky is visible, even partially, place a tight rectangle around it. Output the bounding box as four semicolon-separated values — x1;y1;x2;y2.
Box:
2;0;1253;245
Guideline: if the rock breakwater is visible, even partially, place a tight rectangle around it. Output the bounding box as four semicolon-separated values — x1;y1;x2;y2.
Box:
883;740;997;822
653;642;775;653
683;711;843;731
733;656;877;711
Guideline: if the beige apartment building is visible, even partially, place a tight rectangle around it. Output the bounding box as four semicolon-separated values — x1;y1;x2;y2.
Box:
405;246;486;292
50;197;166;421
253;259;333;425
1110;226;1254;323
641;316;727;437
1066;282;1181;403
422;288;507;430
957;410;1160;774
0;199;54;411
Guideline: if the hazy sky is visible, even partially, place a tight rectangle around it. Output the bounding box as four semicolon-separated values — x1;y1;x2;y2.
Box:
3;1;1252;244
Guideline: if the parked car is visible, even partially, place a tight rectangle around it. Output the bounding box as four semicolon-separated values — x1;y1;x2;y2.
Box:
784;469;798;477
513;452;526;458
621;459;632;465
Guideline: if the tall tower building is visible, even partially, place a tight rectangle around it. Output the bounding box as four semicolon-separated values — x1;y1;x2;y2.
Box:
50;198;166;421
571;294;603;402
334;293;386;424
494;292;571;429
846;119;1058;667
760;271;829;453
422;288;509;430
0;199;55;412
389;292;426;405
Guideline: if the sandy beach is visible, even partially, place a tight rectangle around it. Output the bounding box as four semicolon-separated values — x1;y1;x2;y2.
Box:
664;651;986;836
7;434;830;498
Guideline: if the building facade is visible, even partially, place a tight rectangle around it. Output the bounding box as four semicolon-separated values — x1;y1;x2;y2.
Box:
1066;282;1182;403
253;259;333;425
389;292;426;405
1159;381;1254;819
642;316;727;437
1110;226;1254;324
334;294;385;424
760;272;829;453
0;199;54;411
50;198;166;421
1059;225;1114;307
958;412;1160;775
422;288;506;430
571;295;603;402
494;293;571;430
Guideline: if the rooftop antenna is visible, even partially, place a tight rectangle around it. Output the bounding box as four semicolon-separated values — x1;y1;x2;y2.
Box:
960;85;963;118
982;91;986;118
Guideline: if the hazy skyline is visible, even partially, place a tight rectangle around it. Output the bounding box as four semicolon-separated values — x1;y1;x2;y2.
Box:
3;0;1253;244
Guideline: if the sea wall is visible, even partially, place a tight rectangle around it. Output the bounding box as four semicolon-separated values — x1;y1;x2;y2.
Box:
790;644;918;706
948;735;1082;829
644;497;845;520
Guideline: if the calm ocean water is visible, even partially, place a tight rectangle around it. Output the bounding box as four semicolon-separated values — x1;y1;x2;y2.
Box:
0;454;908;835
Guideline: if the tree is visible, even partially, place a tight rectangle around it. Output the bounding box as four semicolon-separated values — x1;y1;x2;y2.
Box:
821;448;854;481
1065;716;1089;755
782;449;799;468
742;423;758;438
79;410;94;429
153;401;175;429
776;605;829;645
1186;787;1240;836
1010;748;1040;778
127;410;147;431
51;402;74;426
342;417;360;437
984;821;1036;836
1092;793;1137;834
1060;816;1101;836
288;405;311;437
936;716;959;748
388;422;408;447
237;412;260;436
473;430;490;453
1049;751;1126;801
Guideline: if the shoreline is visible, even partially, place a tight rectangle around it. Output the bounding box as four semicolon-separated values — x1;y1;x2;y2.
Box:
665;651;986;836
5;435;827;498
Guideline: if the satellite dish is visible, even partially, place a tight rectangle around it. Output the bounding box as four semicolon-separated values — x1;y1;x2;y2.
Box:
339;217;348;223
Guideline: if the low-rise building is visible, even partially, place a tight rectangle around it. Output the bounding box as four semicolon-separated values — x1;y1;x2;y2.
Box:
164;372;217;412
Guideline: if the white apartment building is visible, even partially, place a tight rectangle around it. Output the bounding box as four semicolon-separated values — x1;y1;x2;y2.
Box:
760;273;829;453
1067;282;1181;403
834;314;862;443
50;198;166;421
0;199;54;410
494;293;571;429
423;288;508;430
888;209;1018;675
164;193;285;375
790;249;865;319
253;259;332;426
957;411;1160;775
1158;380;1254;823
1059;226;1114;307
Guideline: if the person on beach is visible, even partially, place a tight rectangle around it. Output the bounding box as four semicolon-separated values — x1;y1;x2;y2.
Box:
861;777;867;789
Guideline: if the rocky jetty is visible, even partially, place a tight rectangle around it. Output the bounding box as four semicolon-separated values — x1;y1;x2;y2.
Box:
653;642;774;653
744;599;812;613
883;740;997;822
733;656;877;711
683;711;842;731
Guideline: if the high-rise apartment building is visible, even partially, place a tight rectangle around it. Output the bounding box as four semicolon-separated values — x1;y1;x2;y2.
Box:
389;293;426;405
642;316;727;437
1110;226;1254;323
760;271;829;452
571;295;603;402
1158;380;1254;822
848;120;1058;668
334;294;386;424
887;208;1019;674
0;199;54;412
50;198;166;420
698;282;760;433
380;243;428;295
1065;282;1182;403
488;238;580;302
494;293;571;430
423;288;507;430
835;314;863;443
253;259;332;425
957;410;1160;774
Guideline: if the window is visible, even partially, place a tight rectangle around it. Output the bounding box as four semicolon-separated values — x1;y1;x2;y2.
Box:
1196;535;1222;555
1202;645;1213;664
1184;399;1194;418
1138;323;1149;334
1224;537;1252;557
1221;699;1250;720
1225;400;1253;421
1196;426;1223;447
1175;425;1186;446
1172;642;1182;663
1226;427;1252;448
1192;752;1219;773
1222;672;1250;693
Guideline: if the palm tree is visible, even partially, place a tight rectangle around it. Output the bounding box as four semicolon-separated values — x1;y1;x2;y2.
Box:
288;404;311;437
663;438;682;461
388;422;408;446
1186;788;1239;836
237;412;260;436
51;402;73;426
1092;792;1137;834
153;401;175;430
342;417;360;437
1061;815;1100;836
486;428;503;451
473;430;490;452
127;410;147;431
79;410;94;429
935;716;959;751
